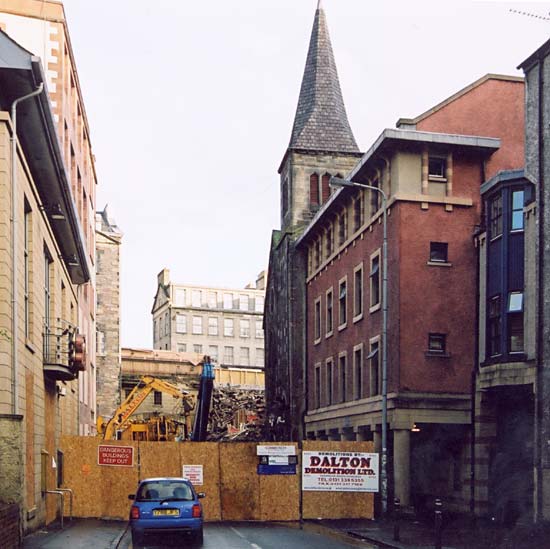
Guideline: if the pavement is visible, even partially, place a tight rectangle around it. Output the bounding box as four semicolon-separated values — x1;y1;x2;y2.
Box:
23;518;128;549
21;515;550;549
309;515;550;549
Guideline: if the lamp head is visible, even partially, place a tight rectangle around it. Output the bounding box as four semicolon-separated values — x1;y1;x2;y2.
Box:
329;176;355;188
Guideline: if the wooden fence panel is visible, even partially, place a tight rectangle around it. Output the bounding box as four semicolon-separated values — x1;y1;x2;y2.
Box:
59;437;374;522
219;443;260;520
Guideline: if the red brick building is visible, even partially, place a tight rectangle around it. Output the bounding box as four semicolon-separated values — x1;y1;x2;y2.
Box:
297;75;524;512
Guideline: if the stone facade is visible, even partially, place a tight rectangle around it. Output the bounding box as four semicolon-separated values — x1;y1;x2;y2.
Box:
265;1;361;443
95;208;123;421
0;0;98;436
519;37;550;523
152;269;266;370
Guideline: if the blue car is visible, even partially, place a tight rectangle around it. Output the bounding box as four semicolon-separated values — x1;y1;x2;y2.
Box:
129;477;205;547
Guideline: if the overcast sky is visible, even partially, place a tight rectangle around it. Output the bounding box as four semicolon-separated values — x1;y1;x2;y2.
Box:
60;0;549;348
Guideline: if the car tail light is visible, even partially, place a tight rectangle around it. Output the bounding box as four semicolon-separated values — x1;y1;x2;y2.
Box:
130;505;140;520
192;504;202;518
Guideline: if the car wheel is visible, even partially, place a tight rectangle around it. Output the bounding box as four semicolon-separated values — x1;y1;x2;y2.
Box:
193;527;204;546
131;530;143;548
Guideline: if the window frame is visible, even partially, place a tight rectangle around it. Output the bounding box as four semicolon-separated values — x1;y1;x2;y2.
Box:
510;189;525;232
428;332;447;354
326;287;334;337
353;262;364;322
338;276;347;330
428;155;447;180
192;315;203;335
489;194;503;240
369;250;381;312
208;317;218;336
314;296;322;344
353;343;364;401
223;318;234;337
176;314;187;334
338;352;347;403
326;357;334;406
368;338;380;397
429;242;448;264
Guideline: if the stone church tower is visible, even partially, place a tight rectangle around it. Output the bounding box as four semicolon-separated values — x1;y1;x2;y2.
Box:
265;1;361;441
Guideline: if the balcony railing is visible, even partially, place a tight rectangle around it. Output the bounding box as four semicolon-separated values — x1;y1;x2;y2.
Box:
43;319;86;381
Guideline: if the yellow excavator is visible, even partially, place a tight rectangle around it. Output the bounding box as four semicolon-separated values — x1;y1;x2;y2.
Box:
97;376;195;441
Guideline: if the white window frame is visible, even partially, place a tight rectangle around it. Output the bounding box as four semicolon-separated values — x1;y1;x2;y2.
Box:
176;314;187;334
191;289;202;308
240;319;250;338
239;294;249;311
192;315;203;335
208;317;218;336
224;318;234;337
353;343;364;400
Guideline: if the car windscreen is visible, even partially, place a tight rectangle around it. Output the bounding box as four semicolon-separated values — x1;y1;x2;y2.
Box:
137;480;194;501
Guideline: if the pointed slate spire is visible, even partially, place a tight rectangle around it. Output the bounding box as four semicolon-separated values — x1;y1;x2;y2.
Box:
289;3;359;153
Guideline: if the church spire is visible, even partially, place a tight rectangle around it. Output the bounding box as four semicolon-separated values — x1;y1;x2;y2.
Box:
288;2;359;153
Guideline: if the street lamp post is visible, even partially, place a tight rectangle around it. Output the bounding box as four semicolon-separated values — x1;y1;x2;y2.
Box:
330;176;389;515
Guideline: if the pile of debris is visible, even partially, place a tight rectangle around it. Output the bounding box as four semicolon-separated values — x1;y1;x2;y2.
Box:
207;386;265;442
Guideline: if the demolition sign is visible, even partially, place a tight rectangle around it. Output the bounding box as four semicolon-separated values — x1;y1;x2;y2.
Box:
302;451;379;492
98;445;134;467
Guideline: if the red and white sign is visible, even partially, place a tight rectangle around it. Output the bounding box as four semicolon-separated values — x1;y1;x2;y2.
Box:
98;445;134;467
302;451;379;492
183;464;204;486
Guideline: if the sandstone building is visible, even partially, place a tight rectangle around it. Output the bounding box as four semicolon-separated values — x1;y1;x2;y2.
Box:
0;0;98;436
152;269;266;370
95;207;123;421
0;0;99;535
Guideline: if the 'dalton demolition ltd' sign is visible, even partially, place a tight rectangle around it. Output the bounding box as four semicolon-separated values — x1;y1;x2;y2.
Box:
98;445;134;467
302;451;379;492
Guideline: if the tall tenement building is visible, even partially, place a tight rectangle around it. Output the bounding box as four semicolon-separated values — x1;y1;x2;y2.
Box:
152;269;266;369
95;207;123;421
0;0;99;535
0;1;98;436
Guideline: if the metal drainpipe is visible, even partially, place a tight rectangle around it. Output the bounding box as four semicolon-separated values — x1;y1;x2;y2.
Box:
10;83;44;415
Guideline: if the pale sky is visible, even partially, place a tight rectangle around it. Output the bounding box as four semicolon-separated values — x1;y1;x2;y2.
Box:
60;0;550;348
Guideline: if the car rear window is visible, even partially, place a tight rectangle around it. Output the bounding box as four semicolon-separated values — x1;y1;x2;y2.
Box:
137;480;194;501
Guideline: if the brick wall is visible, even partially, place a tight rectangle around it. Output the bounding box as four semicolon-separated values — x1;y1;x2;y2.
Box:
0;503;20;549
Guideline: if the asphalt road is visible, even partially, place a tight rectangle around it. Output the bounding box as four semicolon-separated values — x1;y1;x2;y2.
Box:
120;522;377;548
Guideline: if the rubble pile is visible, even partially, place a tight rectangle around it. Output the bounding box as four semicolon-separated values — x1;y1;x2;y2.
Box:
207;387;265;442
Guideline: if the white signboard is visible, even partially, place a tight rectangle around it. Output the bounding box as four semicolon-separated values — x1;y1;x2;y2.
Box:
302;451;379;492
183;464;204;486
256;444;296;456
268;456;290;465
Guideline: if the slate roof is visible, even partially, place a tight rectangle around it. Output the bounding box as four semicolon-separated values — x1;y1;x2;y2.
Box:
288;2;359;154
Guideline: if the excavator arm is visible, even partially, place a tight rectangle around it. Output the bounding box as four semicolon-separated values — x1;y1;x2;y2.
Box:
99;375;194;440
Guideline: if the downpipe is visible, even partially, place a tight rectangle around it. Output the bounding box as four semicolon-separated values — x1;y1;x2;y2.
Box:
10;83;44;415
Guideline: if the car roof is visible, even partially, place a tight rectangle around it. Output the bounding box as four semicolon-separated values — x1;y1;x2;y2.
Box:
139;477;190;483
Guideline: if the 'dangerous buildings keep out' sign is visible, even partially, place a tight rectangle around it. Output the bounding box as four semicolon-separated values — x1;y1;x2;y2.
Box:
302;451;379;492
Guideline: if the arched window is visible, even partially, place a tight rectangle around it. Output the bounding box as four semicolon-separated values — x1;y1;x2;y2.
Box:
310;173;320;206
321;173;331;204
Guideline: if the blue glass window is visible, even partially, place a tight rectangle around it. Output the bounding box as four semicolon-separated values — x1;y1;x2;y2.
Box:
511;190;524;231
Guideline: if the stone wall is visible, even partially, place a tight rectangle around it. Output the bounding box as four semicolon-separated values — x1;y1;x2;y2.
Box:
0;502;20;548
95;214;122;420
